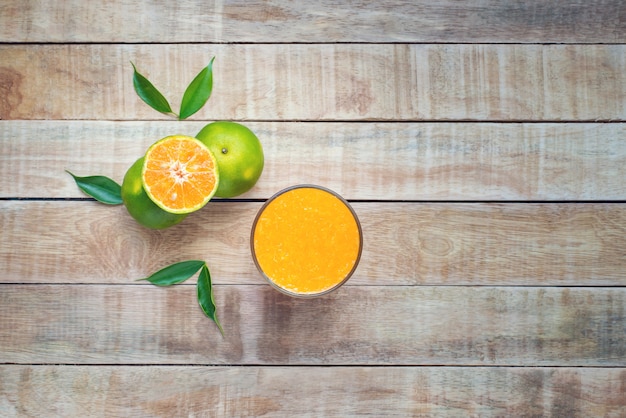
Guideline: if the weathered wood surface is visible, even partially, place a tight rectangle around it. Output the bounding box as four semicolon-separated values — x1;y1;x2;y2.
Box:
2;121;625;201
1;0;623;44
1;285;624;366
1;365;624;417
1;44;625;121
2;201;625;286
2;0;625;416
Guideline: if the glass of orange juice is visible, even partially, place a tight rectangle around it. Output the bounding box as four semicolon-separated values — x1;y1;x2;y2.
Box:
251;185;363;297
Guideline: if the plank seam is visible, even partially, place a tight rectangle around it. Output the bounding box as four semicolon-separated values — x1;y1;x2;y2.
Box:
4;119;625;123
2;198;626;204
1;41;625;46
1;284;625;289
1;363;625;368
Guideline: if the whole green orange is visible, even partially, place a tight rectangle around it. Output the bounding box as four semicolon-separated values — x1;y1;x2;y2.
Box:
196;121;264;198
121;157;188;229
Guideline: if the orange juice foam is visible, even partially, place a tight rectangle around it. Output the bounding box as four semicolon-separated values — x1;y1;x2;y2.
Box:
251;185;362;296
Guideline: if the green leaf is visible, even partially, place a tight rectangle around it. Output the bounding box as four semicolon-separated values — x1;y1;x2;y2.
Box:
139;260;206;286
66;171;122;205
131;62;175;116
197;264;224;335
178;57;215;120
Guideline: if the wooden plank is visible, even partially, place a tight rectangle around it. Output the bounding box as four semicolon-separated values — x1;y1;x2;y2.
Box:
1;0;623;44
2;201;625;286
1;44;624;121
0;365;624;417
1;285;624;365
2;121;625;201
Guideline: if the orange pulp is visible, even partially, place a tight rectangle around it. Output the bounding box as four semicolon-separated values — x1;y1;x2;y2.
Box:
142;135;219;214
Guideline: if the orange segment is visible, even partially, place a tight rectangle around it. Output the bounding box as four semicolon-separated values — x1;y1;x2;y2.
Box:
142;135;219;214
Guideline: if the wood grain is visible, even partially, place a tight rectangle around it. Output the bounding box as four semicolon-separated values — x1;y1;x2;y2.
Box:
2;121;625;201
1;201;624;286
1;44;624;121
1;0;623;44
2;0;625;416
1;285;624;366
1;365;624;417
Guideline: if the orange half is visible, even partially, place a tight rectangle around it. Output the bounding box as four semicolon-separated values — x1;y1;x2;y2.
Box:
142;135;219;214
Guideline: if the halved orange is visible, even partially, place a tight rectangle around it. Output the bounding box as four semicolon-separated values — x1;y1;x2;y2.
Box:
142;135;219;214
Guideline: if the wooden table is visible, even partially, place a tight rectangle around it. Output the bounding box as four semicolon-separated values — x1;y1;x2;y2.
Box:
1;1;625;416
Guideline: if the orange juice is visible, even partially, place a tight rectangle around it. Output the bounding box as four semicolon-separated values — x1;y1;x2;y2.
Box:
251;185;362;297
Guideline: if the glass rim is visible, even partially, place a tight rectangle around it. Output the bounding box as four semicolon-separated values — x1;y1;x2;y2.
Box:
250;184;363;298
